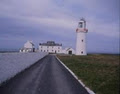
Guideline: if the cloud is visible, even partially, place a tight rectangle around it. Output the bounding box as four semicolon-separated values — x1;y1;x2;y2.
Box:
0;0;119;53
0;0;119;38
87;18;119;38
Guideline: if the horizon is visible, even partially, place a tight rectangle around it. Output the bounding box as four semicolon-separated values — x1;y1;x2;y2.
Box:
0;0;119;54
0;48;119;54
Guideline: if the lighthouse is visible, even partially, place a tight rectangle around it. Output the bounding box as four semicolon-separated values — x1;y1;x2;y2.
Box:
76;18;88;55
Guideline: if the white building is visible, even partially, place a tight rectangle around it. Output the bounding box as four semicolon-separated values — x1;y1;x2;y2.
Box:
20;40;75;55
76;18;88;55
39;41;62;53
20;41;35;52
62;48;75;55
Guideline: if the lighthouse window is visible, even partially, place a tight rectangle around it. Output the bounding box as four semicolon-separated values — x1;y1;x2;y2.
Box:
79;22;83;28
81;51;83;54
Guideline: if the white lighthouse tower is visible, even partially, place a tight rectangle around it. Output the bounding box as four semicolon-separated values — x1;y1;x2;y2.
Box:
76;18;88;55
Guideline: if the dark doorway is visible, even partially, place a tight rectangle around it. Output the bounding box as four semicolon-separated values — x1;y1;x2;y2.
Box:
68;51;72;55
81;51;83;54
33;48;35;52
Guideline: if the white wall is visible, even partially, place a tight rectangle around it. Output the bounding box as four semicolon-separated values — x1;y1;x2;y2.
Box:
39;46;62;53
76;32;87;55
24;41;34;49
0;52;48;84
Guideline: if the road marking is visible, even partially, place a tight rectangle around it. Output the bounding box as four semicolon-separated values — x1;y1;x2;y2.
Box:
56;56;95;94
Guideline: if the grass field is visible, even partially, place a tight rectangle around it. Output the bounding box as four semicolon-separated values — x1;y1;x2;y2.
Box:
58;54;119;94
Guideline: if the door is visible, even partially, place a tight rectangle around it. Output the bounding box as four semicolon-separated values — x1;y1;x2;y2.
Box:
68;51;72;55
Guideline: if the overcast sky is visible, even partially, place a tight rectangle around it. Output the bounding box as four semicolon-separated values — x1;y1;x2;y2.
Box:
0;0;119;53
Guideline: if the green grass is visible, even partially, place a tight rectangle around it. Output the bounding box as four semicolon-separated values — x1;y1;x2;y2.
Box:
58;54;119;94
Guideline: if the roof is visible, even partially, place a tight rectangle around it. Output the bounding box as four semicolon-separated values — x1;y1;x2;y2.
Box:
29;41;34;46
39;41;62;46
26;41;34;46
65;48;74;51
80;18;86;22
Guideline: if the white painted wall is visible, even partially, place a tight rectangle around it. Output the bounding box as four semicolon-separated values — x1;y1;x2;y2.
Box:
76;32;87;55
39;46;62;53
0;52;47;84
24;41;34;49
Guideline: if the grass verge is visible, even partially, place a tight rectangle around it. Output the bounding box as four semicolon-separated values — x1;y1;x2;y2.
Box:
58;54;119;94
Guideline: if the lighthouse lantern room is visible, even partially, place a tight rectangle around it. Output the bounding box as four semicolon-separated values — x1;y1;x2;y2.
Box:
76;18;88;55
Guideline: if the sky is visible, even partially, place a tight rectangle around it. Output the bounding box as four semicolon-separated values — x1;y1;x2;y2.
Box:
0;0;119;53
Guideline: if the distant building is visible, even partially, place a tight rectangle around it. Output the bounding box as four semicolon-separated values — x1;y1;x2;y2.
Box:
19;41;35;52
39;41;62;53
20;40;75;55
62;48;75;55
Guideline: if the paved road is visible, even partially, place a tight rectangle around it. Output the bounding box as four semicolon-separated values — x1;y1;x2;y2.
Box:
0;55;89;94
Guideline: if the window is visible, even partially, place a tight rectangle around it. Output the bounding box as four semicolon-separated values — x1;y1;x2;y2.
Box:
44;50;45;52
58;50;59;52
47;50;49;52
52;50;53;52
82;40;84;42
58;47;60;49
41;46;42;48
81;51;83;54
41;50;42;52
47;46;49;48
79;22;83;28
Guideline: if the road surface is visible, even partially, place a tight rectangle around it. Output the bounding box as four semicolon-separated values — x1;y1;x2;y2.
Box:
0;55;89;94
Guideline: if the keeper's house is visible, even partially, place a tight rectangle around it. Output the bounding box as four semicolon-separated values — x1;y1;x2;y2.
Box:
20;41;35;52
39;41;62;54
